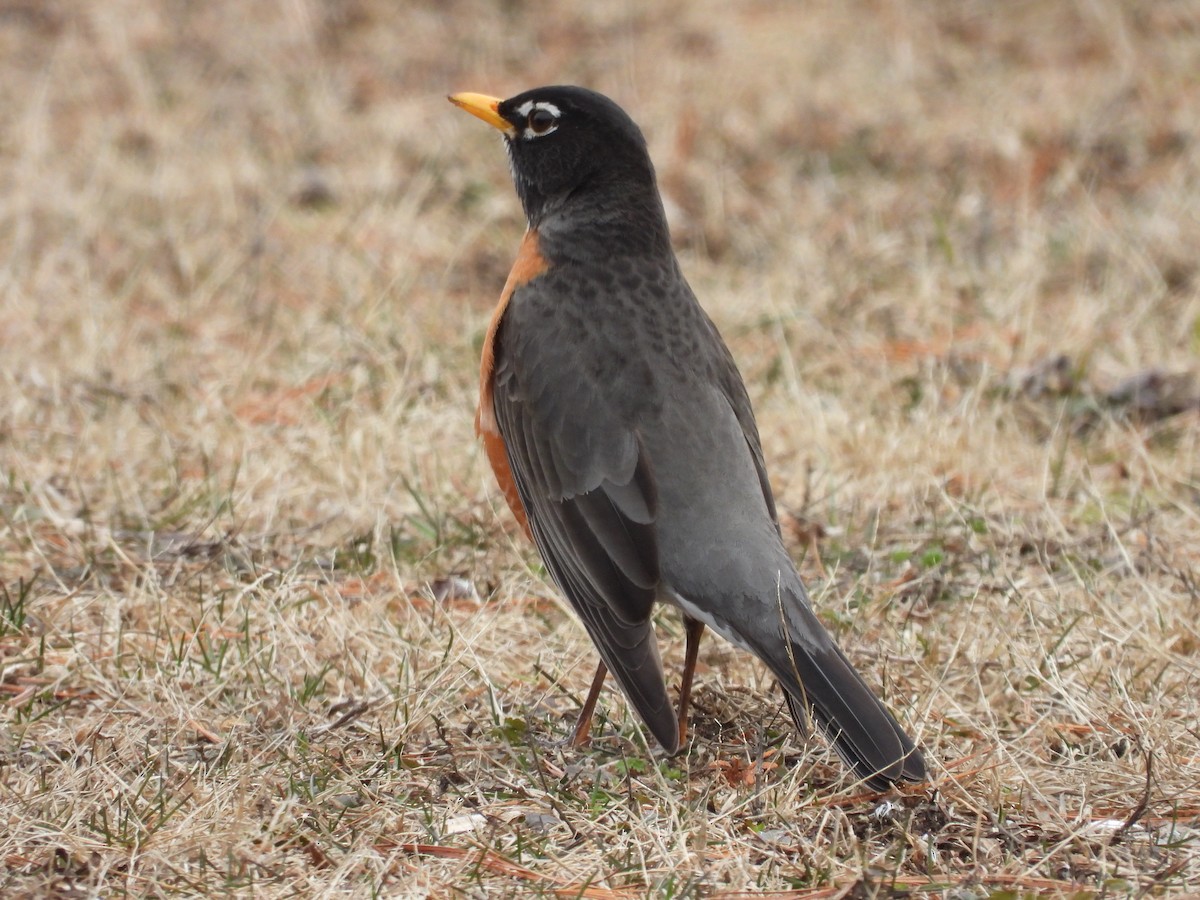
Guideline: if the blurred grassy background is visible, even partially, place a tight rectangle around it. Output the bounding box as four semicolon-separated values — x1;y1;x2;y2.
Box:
1;1;1198;895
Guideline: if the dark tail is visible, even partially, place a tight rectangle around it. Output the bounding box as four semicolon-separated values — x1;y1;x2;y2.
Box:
779;639;926;790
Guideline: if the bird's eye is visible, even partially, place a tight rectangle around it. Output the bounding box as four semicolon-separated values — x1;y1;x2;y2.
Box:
527;107;558;135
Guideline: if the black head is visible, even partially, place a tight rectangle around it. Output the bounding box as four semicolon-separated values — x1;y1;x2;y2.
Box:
450;86;667;244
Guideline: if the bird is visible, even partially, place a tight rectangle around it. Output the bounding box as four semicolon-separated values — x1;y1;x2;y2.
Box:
449;86;927;789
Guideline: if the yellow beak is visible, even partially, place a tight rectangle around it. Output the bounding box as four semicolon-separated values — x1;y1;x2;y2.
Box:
448;92;512;134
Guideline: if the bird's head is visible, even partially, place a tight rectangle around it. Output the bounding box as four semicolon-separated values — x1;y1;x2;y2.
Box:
449;86;662;237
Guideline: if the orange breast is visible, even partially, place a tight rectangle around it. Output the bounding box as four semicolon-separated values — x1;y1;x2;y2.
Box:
477;229;550;539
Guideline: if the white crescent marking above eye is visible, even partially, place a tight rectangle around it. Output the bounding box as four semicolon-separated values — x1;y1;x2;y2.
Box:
515;100;561;119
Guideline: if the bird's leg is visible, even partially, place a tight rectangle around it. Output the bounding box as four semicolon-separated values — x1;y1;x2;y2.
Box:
677;618;706;745
569;661;608;747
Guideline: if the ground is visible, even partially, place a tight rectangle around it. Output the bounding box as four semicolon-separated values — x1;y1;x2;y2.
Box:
1;0;1198;896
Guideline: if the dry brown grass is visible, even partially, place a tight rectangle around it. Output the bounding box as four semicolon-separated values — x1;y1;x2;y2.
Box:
2;1;1199;896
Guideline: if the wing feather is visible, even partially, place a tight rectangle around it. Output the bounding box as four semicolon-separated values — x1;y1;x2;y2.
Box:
490;311;677;750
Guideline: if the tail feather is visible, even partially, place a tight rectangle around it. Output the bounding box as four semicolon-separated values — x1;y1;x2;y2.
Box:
780;640;926;789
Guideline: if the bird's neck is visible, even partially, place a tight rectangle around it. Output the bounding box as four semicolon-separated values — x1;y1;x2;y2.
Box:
528;175;673;261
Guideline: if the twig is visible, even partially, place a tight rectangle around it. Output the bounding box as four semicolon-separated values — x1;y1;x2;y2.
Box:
1111;745;1154;843
381;841;634;899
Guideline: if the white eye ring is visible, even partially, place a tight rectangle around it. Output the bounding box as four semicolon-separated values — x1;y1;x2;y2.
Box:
514;100;560;139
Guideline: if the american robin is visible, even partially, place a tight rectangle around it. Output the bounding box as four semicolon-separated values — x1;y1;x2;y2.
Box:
450;86;927;788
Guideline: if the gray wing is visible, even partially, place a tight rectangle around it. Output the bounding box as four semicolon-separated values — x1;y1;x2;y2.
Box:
701;309;779;525
490;285;678;752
